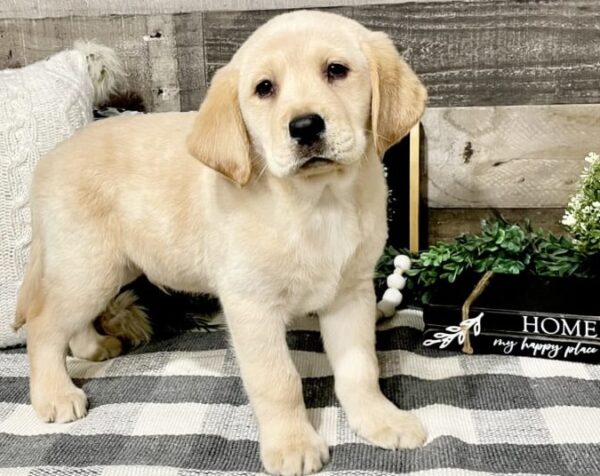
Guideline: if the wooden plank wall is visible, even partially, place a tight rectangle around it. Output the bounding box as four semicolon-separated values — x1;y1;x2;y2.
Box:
0;0;459;19
422;104;600;241
2;1;600;244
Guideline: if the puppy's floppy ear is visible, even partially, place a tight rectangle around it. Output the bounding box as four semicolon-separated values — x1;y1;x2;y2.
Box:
363;31;427;157
186;65;251;185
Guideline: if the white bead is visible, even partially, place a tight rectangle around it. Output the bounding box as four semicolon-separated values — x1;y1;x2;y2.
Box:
382;288;403;306
386;273;406;290
377;300;396;318
394;255;412;271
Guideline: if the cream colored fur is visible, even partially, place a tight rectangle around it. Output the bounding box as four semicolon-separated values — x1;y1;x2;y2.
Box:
16;11;427;476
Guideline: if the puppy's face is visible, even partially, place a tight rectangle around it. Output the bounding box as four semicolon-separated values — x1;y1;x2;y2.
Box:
187;11;427;185
237;30;371;178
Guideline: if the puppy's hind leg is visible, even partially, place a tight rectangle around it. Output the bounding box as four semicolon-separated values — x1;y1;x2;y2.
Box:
28;301;90;423
28;258;123;423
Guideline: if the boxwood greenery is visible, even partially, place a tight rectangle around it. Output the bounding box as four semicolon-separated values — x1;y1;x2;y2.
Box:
375;216;598;306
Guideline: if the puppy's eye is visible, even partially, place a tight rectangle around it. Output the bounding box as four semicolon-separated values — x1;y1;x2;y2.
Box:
255;80;274;98
327;63;349;81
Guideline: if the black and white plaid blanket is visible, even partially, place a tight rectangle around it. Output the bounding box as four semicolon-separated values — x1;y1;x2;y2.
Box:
1;310;599;475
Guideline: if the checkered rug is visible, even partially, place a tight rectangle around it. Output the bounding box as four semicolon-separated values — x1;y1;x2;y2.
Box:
1;310;599;475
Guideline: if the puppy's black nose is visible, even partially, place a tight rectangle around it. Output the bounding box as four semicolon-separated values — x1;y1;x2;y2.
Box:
289;114;325;146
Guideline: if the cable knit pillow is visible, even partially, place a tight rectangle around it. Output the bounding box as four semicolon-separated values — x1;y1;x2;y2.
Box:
0;44;125;348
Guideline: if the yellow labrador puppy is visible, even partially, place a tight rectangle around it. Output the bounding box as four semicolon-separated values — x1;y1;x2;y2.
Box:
16;10;427;475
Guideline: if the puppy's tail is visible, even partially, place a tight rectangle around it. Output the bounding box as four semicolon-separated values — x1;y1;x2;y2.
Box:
14;235;44;330
96;290;152;348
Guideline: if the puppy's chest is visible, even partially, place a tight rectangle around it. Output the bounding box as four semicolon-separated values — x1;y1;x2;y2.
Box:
280;204;362;312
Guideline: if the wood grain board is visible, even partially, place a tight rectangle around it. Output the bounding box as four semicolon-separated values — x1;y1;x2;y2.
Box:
174;13;207;112
202;1;600;107
351;2;600;107
422;104;600;209
428;208;567;244
146;15;180;112
0;0;496;19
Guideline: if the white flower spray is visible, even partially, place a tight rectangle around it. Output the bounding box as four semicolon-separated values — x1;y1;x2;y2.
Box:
562;152;600;254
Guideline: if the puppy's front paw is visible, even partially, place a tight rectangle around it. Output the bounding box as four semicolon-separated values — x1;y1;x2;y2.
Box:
32;386;88;423
261;422;330;476
349;399;426;449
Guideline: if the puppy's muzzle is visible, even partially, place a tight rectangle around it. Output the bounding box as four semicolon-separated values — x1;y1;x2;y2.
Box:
289;113;325;146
